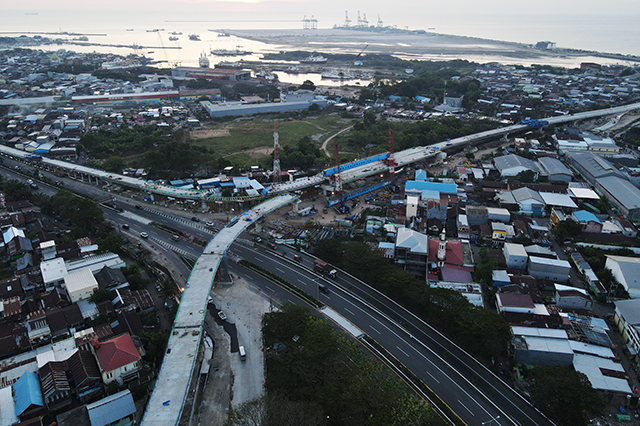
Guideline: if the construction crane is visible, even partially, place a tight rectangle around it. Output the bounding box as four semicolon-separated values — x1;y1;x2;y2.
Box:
344;11;351;28
386;128;398;188
310;15;318;29
339;44;368;86
332;139;350;214
273;120;281;186
302;15;310;30
377;15;383;28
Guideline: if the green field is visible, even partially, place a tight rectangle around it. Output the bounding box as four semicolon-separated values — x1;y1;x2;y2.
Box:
191;114;354;159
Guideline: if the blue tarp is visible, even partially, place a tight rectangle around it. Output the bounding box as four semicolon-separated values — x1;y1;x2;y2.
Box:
13;372;43;416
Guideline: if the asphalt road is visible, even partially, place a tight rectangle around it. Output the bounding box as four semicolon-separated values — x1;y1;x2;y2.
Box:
8;166;554;426
228;244;552;426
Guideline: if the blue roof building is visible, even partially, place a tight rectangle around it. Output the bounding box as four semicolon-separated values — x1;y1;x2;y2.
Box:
405;180;457;198
415;169;428;181
12;372;44;418
572;210;601;225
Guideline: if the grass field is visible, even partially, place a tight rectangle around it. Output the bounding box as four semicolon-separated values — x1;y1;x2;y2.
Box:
190;114;354;160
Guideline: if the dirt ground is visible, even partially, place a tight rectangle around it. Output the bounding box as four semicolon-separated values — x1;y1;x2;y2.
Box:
190;128;232;139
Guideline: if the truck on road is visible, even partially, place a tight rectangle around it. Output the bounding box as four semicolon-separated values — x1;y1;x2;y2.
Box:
314;259;337;279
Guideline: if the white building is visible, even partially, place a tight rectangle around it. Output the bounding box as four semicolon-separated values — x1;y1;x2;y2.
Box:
528;256;571;282
605;255;640;299
40;258;68;289
503;243;528;269
64;268;99;303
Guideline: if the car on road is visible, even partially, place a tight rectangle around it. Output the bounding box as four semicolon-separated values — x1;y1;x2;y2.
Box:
318;284;330;294
205;221;215;227
255;237;262;243
293;255;302;262
268;243;277;250
191;216;200;222
140;232;149;238
135;205;142;209
207;296;213;304
122;224;129;229
30;184;38;190
218;310;227;321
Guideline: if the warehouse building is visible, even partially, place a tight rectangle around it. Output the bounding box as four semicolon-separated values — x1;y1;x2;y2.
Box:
537;157;574;184
528;256;571;282
594;176;640;221
565;151;626;185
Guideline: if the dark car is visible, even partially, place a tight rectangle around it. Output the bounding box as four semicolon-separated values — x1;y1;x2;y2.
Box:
122;224;130;229
318;284;329;294
135;205;142;209
191;216;200;222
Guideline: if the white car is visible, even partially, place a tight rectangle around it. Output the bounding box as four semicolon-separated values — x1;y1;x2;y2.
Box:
218;310;227;321
207;296;213;304
140;232;149;238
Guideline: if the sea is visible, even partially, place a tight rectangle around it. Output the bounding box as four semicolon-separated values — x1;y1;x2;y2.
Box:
1;9;639;87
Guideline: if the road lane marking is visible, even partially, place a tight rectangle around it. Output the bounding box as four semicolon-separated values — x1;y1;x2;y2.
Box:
276;267;285;273
297;279;307;285
396;346;409;357
458;400;475;416
344;308;355;316
369;325;380;334
255;258;264;263
426;371;440;383
265;287;275;292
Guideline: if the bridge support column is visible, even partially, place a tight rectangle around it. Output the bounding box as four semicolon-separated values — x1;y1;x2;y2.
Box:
200;198;208;213
217;251;232;286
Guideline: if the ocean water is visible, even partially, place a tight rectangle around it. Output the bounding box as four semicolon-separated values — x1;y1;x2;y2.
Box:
1;8;639;71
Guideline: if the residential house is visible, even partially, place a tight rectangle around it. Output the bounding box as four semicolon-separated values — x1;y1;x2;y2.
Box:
92;334;141;385
394;228;429;280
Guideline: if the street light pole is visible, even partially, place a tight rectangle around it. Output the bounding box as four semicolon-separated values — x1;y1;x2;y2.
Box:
482;415;500;425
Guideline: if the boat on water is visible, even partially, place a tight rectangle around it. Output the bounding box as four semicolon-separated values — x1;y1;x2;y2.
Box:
126;29;134;31
300;54;328;64
321;69;358;80
211;46;250;56
215;62;243;69
218;32;230;37
146;28;164;32
130;43;142;50
284;66;299;74
199;52;210;68
169;36;179;41
256;70;278;83
170;31;182;35
189;34;200;41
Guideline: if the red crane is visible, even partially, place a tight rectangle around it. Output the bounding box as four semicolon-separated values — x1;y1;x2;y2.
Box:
387;128;397;185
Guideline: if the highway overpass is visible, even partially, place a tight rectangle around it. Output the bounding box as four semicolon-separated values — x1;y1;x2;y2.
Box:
2;101;639;203
140;194;297;426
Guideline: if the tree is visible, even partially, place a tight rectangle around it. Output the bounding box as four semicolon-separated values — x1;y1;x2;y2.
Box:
529;366;604;426
102;156;125;173
299;80;316;91
552;219;582;241
89;288;112;304
517;169;536;183
465;152;475;160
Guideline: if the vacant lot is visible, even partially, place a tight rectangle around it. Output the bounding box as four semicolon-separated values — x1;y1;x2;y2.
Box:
190;115;354;165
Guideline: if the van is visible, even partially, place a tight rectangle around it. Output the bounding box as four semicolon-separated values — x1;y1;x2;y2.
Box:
239;346;246;361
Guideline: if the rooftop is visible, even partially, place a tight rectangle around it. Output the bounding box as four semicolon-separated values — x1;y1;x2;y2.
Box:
94;334;140;373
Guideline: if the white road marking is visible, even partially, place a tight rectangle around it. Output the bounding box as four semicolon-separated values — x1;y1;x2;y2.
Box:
396;346;409;357
255;258;264;263
426;371;440;383
344;307;355;316
265;287;275;292
276;267;285;274
458;400;475;416
369;325;380;334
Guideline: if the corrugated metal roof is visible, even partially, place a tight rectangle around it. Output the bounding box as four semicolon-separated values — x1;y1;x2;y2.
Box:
12;372;44;416
87;389;136;426
538;156;573;176
597;176;640;210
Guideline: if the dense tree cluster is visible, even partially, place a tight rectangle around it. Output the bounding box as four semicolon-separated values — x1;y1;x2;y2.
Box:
528;366;604;426
314;240;511;361
340;116;498;154
278;136;324;170
234;304;440;426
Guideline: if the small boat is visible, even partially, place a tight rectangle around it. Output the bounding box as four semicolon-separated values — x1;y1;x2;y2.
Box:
189;34;200;41
199;52;210;68
170;31;182;35
126;29;134;31
169;36;178;41
284;66;299;74
300;54;327;64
